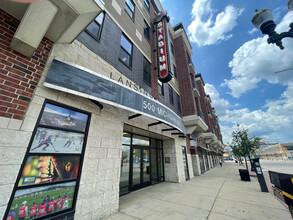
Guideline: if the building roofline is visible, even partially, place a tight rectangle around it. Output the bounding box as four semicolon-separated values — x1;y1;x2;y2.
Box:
195;73;205;85
173;22;192;50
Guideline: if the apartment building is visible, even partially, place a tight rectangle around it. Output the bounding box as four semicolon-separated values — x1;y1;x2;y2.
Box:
0;0;224;219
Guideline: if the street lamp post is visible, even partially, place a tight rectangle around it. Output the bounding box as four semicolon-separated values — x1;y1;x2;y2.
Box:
251;0;293;50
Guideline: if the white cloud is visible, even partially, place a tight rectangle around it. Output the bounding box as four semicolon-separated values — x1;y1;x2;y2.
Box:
204;82;293;144
248;27;258;35
187;0;243;46
204;84;230;117
223;11;293;98
219;82;293;144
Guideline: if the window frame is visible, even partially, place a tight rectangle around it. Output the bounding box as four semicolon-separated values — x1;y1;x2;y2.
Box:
125;0;135;20
143;57;151;86
144;20;150;41
169;85;174;105
85;11;105;42
158;80;164;96
144;0;150;11
171;43;174;55
119;34;133;68
173;64;177;78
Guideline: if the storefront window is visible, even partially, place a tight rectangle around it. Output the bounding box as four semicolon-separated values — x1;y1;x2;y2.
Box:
120;133;164;194
122;132;131;145
132;135;149;146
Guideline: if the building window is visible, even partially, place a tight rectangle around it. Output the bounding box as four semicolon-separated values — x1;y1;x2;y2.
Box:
173;64;177;78
143;57;151;85
171;43;174;54
119;34;133;68
144;0;150;11
144;20;150;41
158;80;164;96
187;53;191;64
169;85;174;105
125;0;135;19
177;94;181;113
86;11;105;40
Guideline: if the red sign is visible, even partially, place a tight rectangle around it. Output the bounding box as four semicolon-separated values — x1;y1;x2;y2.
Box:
153;11;172;83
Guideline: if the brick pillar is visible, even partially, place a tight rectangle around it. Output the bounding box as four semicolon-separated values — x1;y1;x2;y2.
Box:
0;9;53;120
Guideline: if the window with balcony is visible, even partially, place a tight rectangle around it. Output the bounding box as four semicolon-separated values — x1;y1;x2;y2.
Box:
86;11;105;41
143;57;151;85
119;34;133;68
125;0;135;20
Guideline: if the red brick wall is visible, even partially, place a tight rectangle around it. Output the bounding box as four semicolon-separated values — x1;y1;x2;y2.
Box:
0;9;53;120
149;3;158;100
196;79;212;132
174;36;197;117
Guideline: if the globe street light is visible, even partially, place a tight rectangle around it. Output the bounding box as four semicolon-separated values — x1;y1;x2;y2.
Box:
251;0;293;50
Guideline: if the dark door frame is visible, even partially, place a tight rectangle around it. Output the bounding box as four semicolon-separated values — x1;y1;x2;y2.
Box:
131;146;151;191
182;146;190;181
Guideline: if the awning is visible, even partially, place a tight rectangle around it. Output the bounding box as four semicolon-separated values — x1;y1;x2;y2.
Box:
44;59;186;134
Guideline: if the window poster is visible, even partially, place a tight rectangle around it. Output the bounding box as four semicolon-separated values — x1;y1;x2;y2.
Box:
18;156;80;187
5;101;90;220
40;103;88;132
7;182;76;220
30;127;85;154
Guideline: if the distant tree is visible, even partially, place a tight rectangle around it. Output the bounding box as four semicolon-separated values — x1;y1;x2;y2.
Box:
230;125;261;170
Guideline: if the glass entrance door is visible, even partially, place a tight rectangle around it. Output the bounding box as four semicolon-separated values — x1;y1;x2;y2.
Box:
198;149;205;174
132;147;151;190
182;146;190;181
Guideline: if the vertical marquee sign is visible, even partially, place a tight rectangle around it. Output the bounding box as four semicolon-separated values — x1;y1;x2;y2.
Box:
153;10;173;83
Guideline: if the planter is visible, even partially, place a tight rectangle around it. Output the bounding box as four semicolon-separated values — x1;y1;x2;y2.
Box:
239;169;251;181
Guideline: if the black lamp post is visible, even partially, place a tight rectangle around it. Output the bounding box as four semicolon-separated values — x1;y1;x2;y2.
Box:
251;0;293;50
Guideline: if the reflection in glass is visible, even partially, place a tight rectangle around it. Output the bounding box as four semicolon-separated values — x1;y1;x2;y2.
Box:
133;135;149;146
151;146;158;184
143;150;150;183
132;148;141;185
122;132;131;145
158;149;163;179
182;146;190;180
120;145;130;189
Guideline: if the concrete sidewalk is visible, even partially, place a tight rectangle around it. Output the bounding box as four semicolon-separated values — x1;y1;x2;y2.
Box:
106;162;292;220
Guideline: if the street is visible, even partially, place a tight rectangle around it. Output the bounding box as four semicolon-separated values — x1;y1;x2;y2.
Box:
260;159;293;175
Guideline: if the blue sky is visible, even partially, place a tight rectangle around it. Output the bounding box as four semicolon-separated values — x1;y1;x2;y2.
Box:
161;0;293;144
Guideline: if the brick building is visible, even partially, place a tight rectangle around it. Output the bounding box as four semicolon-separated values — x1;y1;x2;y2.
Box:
0;0;223;219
